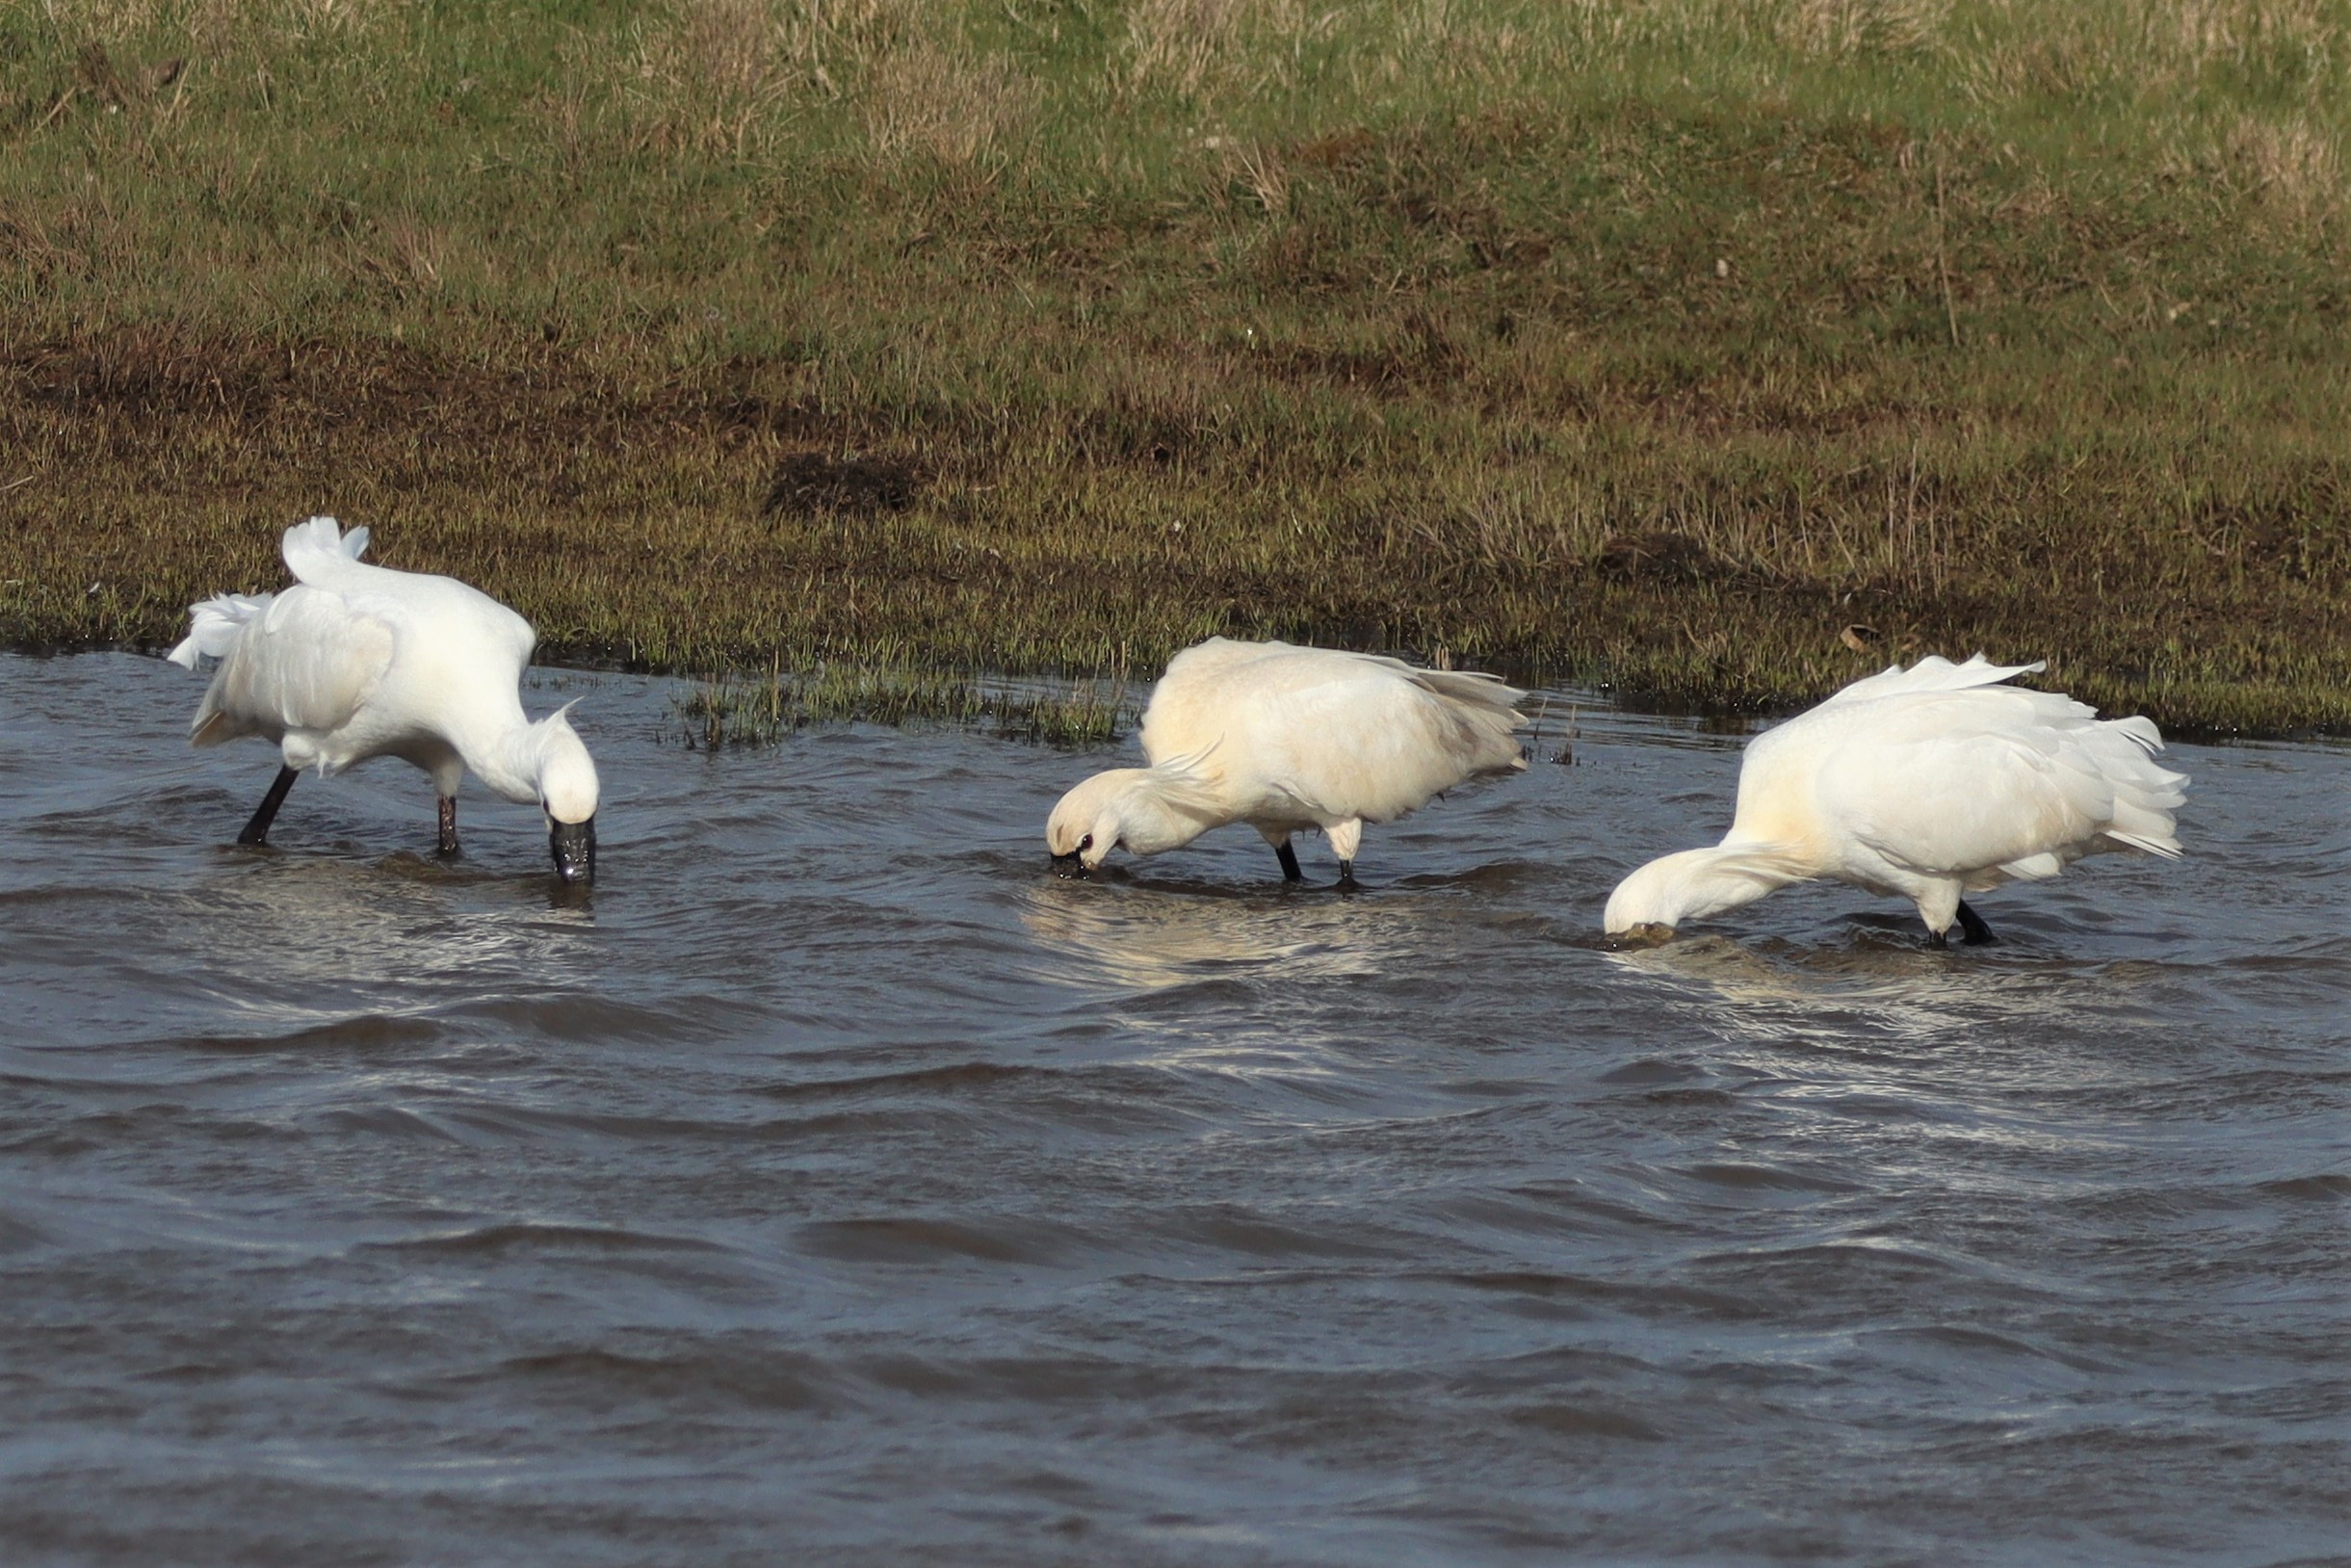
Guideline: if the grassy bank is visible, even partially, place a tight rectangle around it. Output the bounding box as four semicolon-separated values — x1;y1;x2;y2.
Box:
665;656;1131;747
3;0;2348;732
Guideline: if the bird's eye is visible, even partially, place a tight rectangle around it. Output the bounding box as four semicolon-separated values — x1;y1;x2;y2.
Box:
1079;834;1093;851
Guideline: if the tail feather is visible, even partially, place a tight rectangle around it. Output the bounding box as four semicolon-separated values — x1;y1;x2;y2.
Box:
1390;666;1527;777
2108;714;2165;754
281;515;369;583
2103;773;2186;856
2077;711;2187;858
167;591;272;668
1404;666;1528;718
2105;825;2183;858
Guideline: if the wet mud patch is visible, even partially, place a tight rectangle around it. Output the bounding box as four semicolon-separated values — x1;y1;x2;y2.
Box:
763;452;927;517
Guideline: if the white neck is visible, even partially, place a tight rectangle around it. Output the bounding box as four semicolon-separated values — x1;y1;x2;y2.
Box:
1116;771;1223;856
1677;844;1808;921
438;693;543;805
476;724;551;806
1608;840;1814;932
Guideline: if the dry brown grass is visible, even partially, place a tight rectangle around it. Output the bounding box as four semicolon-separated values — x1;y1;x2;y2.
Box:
1117;0;1246;102
1953;0;2349;104
629;0;806;155
36;0;394;50
2207;113;2345;218
1774;0;1950;57
862;38;1034;168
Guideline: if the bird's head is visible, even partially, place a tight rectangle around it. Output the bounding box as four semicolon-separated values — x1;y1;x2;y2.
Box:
1046;759;1221;876
1604;847;1784;945
532;705;600;884
1045;770;1137;875
1603;852;1697;945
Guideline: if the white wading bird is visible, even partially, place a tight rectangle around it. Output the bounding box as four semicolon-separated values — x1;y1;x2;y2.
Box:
167;516;600;882
1047;637;1528;883
1605;655;2186;947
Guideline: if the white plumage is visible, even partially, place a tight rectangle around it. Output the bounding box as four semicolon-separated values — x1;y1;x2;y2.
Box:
1604;654;2187;944
168;517;600;881
1046;637;1528;880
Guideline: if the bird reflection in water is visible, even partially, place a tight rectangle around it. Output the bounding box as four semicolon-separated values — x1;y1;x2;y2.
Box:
1017;873;1434;994
1601;921;2166;1061
187;850;600;1026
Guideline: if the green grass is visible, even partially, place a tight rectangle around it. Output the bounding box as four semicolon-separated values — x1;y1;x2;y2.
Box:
3;0;2349;732
665;653;1129;747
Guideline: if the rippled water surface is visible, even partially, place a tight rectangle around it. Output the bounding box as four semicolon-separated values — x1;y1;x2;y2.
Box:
4;651;2347;1566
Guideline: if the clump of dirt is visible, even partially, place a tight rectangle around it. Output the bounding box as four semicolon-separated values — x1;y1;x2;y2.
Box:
763;452;926;516
1594;531;1727;585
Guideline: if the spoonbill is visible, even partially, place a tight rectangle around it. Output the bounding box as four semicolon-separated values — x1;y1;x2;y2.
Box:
1604;655;2185;946
167;516;600;883
1047;637;1527;883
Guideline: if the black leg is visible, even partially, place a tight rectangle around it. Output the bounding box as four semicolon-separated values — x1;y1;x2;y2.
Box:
1923;926;1949;950
438;796;460;857
1336;860;1357;887
237;766;299;847
1955;900;1995;945
1275;842;1303;882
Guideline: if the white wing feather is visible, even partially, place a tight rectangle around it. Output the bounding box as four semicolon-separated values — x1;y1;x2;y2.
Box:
1139;639;1525;824
188;585;397;745
1819;653;2046;707
167;592;271;668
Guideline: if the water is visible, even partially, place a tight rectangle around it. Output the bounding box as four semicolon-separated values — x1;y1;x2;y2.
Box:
3;651;2346;1567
